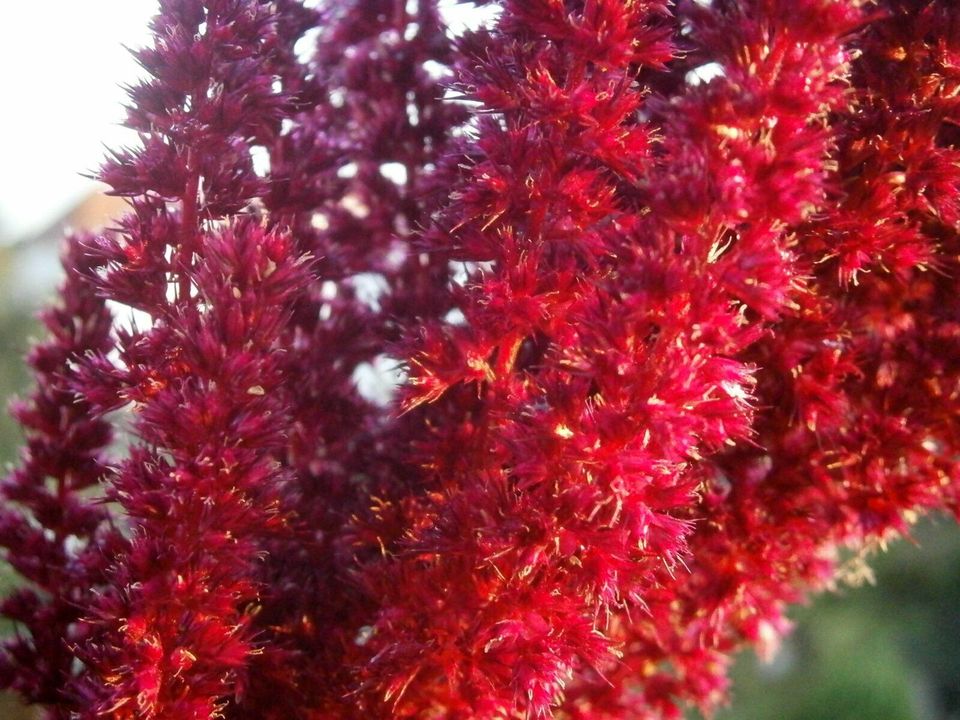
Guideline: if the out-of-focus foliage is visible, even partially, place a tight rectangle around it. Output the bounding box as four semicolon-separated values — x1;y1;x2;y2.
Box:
0;311;39;468
710;518;960;720
0;302;44;720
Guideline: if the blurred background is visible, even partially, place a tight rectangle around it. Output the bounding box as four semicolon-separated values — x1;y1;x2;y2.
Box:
1;2;959;718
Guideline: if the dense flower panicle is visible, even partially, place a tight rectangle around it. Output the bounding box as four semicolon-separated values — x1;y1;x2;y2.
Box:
232;1;467;714
0;237;117;716
264;0;465;503
428;0;862;717
557;2;960;718
3;1;960;719
75;221;311;720
60;1;316;717
348;1;775;716
102;0;292;212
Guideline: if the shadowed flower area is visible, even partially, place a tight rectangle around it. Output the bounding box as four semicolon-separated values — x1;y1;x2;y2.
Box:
0;1;959;719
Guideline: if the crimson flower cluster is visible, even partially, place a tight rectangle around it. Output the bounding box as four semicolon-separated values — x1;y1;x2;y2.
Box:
1;0;958;718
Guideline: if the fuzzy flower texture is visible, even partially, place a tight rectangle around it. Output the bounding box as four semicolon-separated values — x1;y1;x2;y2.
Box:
2;0;959;718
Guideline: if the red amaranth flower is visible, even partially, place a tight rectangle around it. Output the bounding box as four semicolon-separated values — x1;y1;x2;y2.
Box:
62;1;316;716
0;237;118;717
2;1;960;719
348;1;773;716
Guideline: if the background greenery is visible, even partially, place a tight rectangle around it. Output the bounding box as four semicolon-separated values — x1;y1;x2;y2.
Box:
0;302;42;719
711;519;960;720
